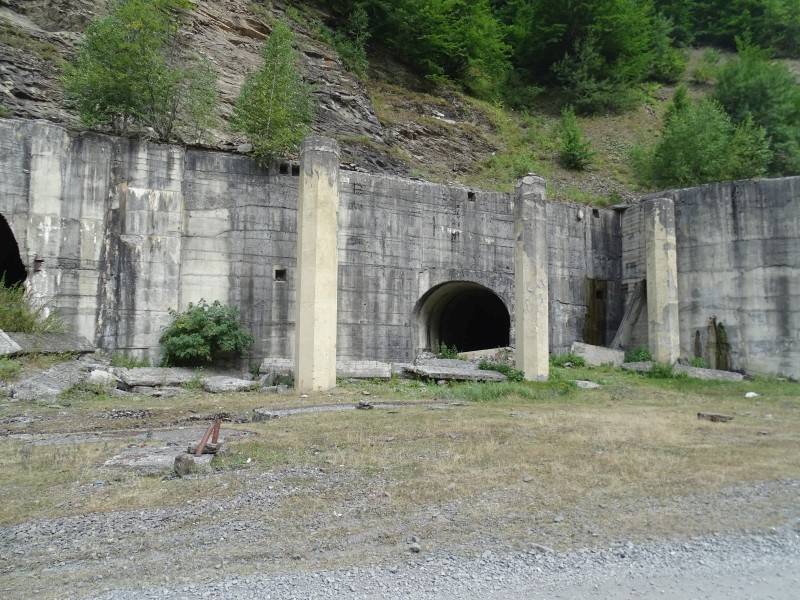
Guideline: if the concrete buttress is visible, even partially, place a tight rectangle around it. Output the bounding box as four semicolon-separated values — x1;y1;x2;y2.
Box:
295;137;340;392
514;175;550;381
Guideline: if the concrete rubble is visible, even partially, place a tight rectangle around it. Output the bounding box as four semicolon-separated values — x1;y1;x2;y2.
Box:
0;330;95;356
570;342;625;367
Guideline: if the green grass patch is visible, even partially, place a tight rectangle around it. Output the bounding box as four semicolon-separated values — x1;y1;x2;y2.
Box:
0;358;22;382
59;382;112;403
0;22;63;65
624;347;652;362
478;360;524;382
109;353;151;368
550;353;586;368
0;285;63;333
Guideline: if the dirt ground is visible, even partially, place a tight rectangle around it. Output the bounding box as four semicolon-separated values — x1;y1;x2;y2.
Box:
1;365;799;598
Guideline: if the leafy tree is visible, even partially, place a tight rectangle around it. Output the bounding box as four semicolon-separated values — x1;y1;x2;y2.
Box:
558;107;594;170
63;0;218;141
232;21;315;163
633;95;772;187
714;46;800;175
351;0;511;99
160;300;254;367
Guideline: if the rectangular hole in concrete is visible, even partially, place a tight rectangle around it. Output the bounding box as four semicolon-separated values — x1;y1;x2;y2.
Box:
291;164;300;176
279;163;289;175
592;208;600;218
467;191;476;201
274;268;287;282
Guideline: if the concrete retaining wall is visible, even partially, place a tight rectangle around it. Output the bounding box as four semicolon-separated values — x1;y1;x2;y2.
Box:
622;179;800;379
1;118;622;363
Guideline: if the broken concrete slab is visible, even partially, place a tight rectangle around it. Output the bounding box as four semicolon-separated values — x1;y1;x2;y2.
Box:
570;342;625;367
458;347;514;364
0;330;23;356
674;364;745;382
575;380;601;389
10;360;88;401
621;361;745;381
87;369;117;388
202;376;259;393
404;364;506;382
103;446;213;475
115;367;198;388
252;408;281;422
0;331;94;356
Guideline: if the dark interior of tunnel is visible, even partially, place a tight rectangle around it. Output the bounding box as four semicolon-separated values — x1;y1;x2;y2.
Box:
0;214;27;287
437;288;510;352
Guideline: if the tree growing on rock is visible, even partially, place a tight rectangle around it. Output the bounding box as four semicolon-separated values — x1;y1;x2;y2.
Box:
63;0;218;142
232;21;315;164
558;107;594;170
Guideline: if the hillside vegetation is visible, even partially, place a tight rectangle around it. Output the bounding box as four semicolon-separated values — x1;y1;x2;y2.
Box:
1;0;799;204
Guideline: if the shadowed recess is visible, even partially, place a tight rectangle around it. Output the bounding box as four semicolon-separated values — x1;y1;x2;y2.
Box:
415;281;510;353
0;214;26;287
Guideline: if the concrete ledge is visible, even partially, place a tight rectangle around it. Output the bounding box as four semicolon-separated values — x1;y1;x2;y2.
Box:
336;360;392;379
0;331;94;356
621;361;745;381
115;367;199;388
404;364;506;382
571;342;625;367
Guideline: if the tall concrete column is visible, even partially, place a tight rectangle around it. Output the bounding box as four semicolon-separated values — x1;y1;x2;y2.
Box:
644;197;680;364
295;136;340;392
514;175;550;381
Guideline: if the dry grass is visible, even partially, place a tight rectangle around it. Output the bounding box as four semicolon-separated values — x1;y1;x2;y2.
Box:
1;368;798;551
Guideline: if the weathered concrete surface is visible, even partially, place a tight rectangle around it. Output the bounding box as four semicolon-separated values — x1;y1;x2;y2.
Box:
514;175;549;381
621;178;799;379
404;364;506;382
336;360;392;379
295;137;340;392
674;364;745;382
621;361;745;381
570;342;625;367
644;198;680;364
115;368;198;388
0;331;94;356
202;376;259;394
1;118;623;366
10;360;88;400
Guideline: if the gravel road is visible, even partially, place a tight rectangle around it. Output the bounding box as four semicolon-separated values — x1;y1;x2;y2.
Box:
90;525;800;600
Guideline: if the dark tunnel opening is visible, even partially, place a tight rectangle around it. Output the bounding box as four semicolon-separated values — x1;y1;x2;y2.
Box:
0;214;27;287
416;281;510;354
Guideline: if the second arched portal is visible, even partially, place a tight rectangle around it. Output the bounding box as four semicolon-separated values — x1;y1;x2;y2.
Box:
414;281;510;354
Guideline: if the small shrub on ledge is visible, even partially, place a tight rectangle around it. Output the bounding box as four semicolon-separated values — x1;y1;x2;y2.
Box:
159;300;253;367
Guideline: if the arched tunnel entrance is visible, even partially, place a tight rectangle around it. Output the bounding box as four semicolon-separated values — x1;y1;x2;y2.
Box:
415;281;510;354
0;214;27;287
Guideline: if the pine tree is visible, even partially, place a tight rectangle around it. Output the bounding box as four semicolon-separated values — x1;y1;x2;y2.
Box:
232;21;315;164
558;107;594;170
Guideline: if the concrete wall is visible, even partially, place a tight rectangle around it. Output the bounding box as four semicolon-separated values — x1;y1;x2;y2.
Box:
622;179;800;379
0;118;621;363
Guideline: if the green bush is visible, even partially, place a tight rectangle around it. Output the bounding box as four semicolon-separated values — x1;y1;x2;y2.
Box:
649;14;688;83
60;382;112;402
159;300;254;367
714;47;800;175
62;0;218;141
625;347;652;362
689;356;707;368
633;94;772;187
690;48;721;84
437;343;460;359
550;353;586;368
233;21;315;163
558;107;594;170
478;360;524;382
0;284;63;334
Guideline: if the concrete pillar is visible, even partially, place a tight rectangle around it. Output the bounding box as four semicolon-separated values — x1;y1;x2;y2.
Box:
294;137;340;392
644;197;680;364
514;175;549;381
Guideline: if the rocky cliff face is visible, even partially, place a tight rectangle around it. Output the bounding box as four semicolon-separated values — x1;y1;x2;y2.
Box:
0;0;404;172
